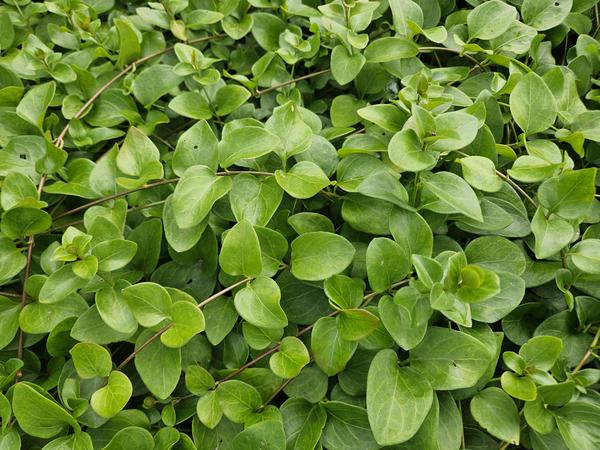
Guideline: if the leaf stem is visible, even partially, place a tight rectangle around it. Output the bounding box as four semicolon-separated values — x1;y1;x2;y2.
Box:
494;171;537;208
116;277;252;370
418;47;486;71
573;327;600;373
254;69;331;97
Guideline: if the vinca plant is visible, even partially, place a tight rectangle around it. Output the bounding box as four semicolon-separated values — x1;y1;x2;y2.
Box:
1;0;600;448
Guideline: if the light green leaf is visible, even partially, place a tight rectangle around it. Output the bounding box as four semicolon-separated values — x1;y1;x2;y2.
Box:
161;301;205;348
217;380;262;423
234;277;287;329
1;171;38;210
509;72;557;135
470;388;520;444
269;336;310;378
531;208;575;259
330;45;365;85
336;309;380;341
134;330;181;399
275;161;330;199
538;168;597;220
171;165;232;228
115;18;141;68
467;0;517;40
519;335;563;371
215;85;251;116
172;120;219;176
522;0;573;31
291;232;355;281
266;102;313;161
196;390;223;429
122;282;172;327
460;156;503;192
16;81;55;129
421;171;483;222
379;287;431;350
116;127;163;180
219;220;263;277
311;316;357;375
570;239;600;274
364;37;418;62
69;342;112;379
92;239;137;272
367;349;433;446
230;174;283;226
388;129;437;172
218;126;280;168
132;65;183;107
90;370;133;418
366;237;410;293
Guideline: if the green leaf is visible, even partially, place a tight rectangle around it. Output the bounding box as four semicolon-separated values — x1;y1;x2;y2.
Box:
322;401;379;450
275;161;330;199
538;168;597;220
234;277;287;329
172;120;219;176
134;330;181;399
421;171;483;222
364;37;418;62
232;419;286;449
555;401;600;449
266;103;312;162
366;237;410;293
186;365;215;396
311;316;357;375
218;126;280;168
219;220;263;277
116;127;163;180
102;427;154;450
500;372;537;401
467;0;517;40
336;309;380;341
214;85;251;116
196;390;223;429
96;286;138;335
132;65;183;107
1;207;52;239
161;301;205;348
269;336;310;378
465;236;526;275
0;237;26;286
388;129;437;172
69;342;112;379
122;282;172;328
429;111;479;152
16;81;55;129
470;387;520;445
92;239;137;272
324;275;364;309
330;45;365;85
366;349;433;446
90;370;133;418
115;18;141;68
519;335;563;371
509;72;557;135
12;383;80;438
216;380;262;423
522;0;573;31
168;92;212;120
1;171;38;210
171;165;232;228
230;175;283;226
570;239;600;274
281;399;327;450
410;326;492;389
38;264;88;304
531;207;575;259
291;232;355;281
460;156;503;192
379;287;431;350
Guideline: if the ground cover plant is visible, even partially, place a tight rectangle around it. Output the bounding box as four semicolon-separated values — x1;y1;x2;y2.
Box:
1;0;600;448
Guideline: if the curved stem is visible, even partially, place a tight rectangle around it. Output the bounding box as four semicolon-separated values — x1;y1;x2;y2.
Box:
116;277;252;370
418;47;486;71
573;328;600;373
255;69;331;97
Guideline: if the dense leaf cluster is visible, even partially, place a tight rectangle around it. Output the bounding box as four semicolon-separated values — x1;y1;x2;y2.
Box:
0;0;600;448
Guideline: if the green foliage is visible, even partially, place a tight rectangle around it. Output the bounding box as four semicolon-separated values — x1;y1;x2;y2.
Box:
0;0;599;448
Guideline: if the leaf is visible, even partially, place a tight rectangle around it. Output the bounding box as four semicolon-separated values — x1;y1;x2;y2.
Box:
132;65;183;107
214;85;251;116
291;232;355;281
230;175;283;226
172;120;219;176
69;342;112;379
0;237;26;286
366;238;410;293
219;220;263;277
322;401;379;450
171;165;232;228
366;349;433;446
522;0;573;31
311;316;357;375
336;309;380;341
555;401;600;449
465;236;526;275
324;275;364;309
460;156;503;192
12;383;80;438
364;37;418;62
538;168;597;220
219;126;281;168
421;171;483;222
531;207;575;259
269;336;310;378
134;330;181;399
275;161;330;199
467;0;517;40
168;92;212;120
115;18;141;68
410;326;492;390
232;420;286;449
122;282;172;327
281;399;327;450
216;380;262;423
116;127;163;180
519;335;563;371
0;171;38;210
38;264;88;304
234;277;287;329
96;286;137;335
330;45;365;85
196;391;223;429
92;239;137;272
379;287;431;350
1;207;52;239
90;371;133;418
509;72;557;135
16;81;55;129
570;239;600;274
470;388;520;444
388;129;437;172
161;301;206;348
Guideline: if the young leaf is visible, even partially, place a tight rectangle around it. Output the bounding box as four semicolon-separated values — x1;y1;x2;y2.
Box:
269;336;310;378
90;371;133;418
219;220;263;277
69;342;112;379
234;277;288;329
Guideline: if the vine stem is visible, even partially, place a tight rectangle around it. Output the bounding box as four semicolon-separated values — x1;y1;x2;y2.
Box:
53;33;225;147
218;279;409;384
52;171;274;221
116;277;252;370
573;327;600;373
255;69;331;97
418;47;486;71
